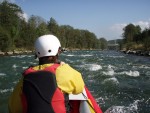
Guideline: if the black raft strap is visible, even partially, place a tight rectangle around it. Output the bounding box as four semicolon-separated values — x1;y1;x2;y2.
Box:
23;71;57;113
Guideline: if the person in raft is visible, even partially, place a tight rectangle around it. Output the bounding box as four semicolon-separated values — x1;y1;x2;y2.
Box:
8;34;103;113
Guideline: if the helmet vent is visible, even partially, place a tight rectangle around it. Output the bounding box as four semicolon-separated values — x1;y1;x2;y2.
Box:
48;50;51;53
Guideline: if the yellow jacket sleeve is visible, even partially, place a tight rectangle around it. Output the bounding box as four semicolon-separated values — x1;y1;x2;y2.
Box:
56;64;84;94
8;78;23;113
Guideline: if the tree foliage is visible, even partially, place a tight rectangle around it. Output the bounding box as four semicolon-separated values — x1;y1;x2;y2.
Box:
0;1;108;52
99;38;107;50
122;24;150;50
122;24;141;43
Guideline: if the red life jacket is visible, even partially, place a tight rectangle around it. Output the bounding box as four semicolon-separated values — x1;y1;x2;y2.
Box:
21;64;68;113
21;64;103;113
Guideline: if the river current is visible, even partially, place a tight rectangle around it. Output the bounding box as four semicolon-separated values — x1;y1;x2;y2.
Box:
0;50;150;113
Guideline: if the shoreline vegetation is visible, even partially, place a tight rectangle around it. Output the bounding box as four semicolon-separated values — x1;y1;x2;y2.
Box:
0;50;33;56
0;1;149;57
120;49;150;57
0;1;108;53
0;49;150;57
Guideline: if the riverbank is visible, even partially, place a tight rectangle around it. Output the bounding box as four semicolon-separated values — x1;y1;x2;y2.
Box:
121;50;150;57
0;50;33;56
1;49;150;57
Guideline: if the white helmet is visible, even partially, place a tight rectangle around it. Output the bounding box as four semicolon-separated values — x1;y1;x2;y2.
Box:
34;34;61;58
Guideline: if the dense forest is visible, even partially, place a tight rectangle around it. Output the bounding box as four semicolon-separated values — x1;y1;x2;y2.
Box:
121;24;150;51
0;1;108;52
0;1;149;53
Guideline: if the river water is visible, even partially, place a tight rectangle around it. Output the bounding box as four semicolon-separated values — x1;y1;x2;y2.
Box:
0;50;150;113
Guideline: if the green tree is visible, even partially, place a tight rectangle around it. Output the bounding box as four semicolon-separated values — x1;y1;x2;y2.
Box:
0;1;23;50
27;16;38;48
47;17;59;35
142;28;150;50
122;24;141;43
133;25;141;43
0;1;102;51
16;20;28;49
36;22;50;36
0;27;11;51
99;38;107;50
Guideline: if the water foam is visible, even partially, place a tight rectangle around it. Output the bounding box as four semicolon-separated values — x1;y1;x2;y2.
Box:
126;71;140;77
22;66;28;69
0;88;13;94
118;70;140;77
11;55;27;58
89;64;102;71
0;73;6;76
12;64;18;68
103;65;115;76
137;65;150;69
80;54;93;57
29;62;38;65
67;54;75;56
80;64;102;71
109;55;125;58
104;100;140;113
102;77;119;85
96;97;105;105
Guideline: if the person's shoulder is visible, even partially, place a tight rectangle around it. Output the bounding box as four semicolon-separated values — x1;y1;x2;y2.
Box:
59;62;71;68
57;63;80;73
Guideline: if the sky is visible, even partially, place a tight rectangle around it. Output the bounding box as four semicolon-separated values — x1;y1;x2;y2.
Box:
5;0;150;40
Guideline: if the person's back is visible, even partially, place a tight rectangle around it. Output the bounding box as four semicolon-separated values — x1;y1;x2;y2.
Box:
23;66;70;113
8;35;85;113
